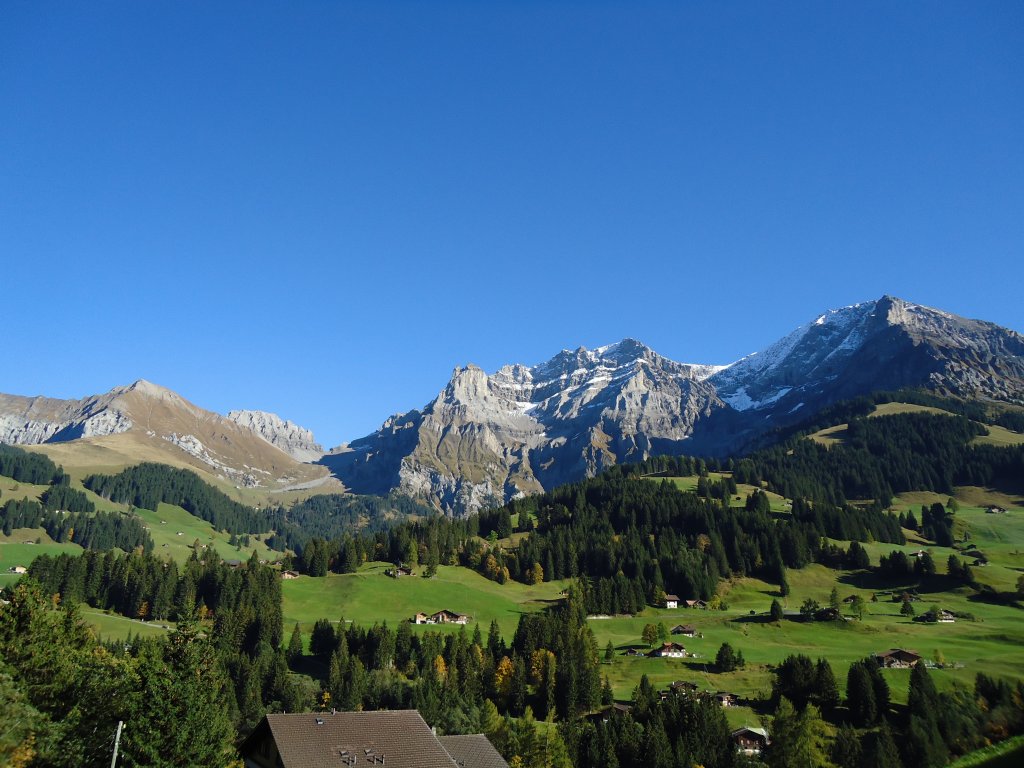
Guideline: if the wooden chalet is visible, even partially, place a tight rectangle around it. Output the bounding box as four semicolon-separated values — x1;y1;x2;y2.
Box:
241;710;465;768
731;727;770;755
413;610;470;625
280;570;300;580
663;594;680;609
671;624;698;637
8;565;28;575
683;599;708;609
386;565;415;578
715;692;738;707
874;648;922;668
431;609;469;624
648;642;686;658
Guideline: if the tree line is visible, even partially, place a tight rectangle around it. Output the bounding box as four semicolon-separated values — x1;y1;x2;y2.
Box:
766;651;1024;767
1;498;151;552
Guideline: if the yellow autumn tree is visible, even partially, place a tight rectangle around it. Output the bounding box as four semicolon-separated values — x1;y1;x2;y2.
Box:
494;655;514;697
433;654;448;683
530;649;555;685
528;562;544;585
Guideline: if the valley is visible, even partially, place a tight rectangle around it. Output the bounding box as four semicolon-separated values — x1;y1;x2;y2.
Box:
3;296;1024;768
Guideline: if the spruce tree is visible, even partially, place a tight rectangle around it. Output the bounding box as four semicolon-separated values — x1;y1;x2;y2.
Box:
287;622;303;664
127;620;236;767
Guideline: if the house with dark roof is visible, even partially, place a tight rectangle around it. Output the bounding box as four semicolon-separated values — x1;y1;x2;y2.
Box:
813;607;842;622
683;599;708;609
241;710;466;768
648;642;686;658
431;609;469;624
438;734;509;768
874;648;922;668
412;610;470;625
731;727;770;755
671;624;697;637
714;692;738;707
663;594;680;609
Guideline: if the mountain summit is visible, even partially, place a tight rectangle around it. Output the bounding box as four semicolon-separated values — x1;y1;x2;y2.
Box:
0;380;330;491
323;296;1024;514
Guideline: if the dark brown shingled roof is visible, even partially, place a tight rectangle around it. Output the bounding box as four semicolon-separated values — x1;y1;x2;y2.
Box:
438;734;509;768
256;710;460;768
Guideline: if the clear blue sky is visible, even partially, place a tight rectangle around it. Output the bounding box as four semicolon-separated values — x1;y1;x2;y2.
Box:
2;2;1022;447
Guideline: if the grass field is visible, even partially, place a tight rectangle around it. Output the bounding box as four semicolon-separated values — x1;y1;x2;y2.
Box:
136;502;282;565
282;562;570;640
81;607;174;641
272;477;1024;726
588;557;1024;707
1;468;284;568
25;437;343;509
0;477;52;503
0;529;82;587
806;401;1024;451
949;735;1024;768
649;474;789;512
5;459;1023;735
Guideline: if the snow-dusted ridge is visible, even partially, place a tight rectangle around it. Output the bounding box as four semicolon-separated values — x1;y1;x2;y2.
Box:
325;294;1024;515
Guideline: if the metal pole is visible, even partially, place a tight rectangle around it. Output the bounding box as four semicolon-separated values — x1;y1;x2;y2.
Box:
110;721;123;768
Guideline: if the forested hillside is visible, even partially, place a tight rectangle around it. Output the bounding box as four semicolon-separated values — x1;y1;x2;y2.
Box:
3;402;1024;766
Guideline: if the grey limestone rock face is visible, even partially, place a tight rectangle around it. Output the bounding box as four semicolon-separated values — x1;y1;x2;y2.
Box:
325;339;728;515
0;391;134;444
325;298;1024;516
0;379;326;490
226;409;324;463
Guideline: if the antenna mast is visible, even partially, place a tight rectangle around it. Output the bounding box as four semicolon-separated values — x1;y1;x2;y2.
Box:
110;721;124;768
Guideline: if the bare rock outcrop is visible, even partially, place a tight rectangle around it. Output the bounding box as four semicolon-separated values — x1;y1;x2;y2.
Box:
226;410;324;463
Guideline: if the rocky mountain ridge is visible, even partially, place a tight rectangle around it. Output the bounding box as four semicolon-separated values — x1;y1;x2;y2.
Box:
226;410;324;463
3;295;1022;514
323;296;1024;514
0;380;329;491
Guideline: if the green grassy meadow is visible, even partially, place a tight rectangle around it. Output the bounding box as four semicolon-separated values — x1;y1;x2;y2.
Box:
4;461;1024;732
948;735;1024;768
81;607;174;641
587;559;1024;710
649;473;790;512
137;502;281;565
282;562;570;640
805;401;1024;451
0;529;83;588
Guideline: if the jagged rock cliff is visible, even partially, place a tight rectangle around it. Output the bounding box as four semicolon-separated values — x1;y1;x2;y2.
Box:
324;297;1024;515
0;380;329;490
226;410;324;463
322;340;727;514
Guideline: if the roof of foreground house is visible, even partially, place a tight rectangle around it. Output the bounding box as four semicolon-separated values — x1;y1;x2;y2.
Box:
244;710;460;768
438;734;509;768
